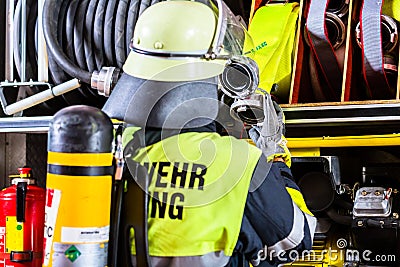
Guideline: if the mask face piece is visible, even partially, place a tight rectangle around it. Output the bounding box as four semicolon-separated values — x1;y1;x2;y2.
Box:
219;56;259;99
218;55;263;126
230;93;265;125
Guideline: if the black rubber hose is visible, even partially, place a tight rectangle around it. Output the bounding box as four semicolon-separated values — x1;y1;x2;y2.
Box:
83;0;104;100
57;0;69;48
72;0;92;72
41;0;159;110
48;54;88;106
104;0;118;65
51;0;90;106
48;0;70;88
11;0;157;113
125;0;140;56
48;56;68;86
65;0;98;104
71;0;101;102
27;0;38;79
48;0;69;87
43;0;92;84
84;0;98;72
115;0;129;68
65;0;79;65
93;0;108;70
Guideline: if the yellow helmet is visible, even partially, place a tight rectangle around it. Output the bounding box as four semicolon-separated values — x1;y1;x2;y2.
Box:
124;1;225;82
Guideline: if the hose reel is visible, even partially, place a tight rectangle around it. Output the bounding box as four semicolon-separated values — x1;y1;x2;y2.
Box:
1;0;160;116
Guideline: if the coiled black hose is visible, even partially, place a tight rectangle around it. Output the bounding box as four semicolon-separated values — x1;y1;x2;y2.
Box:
13;0;160;112
93;0;107;68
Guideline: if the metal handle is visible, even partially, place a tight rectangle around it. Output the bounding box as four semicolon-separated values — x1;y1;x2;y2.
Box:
16;182;27;222
0;79;81;115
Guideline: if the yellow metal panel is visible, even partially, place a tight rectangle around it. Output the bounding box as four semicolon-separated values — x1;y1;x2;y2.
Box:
290;147;320;156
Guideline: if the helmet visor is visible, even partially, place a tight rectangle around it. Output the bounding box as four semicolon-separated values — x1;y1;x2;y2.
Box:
211;0;255;58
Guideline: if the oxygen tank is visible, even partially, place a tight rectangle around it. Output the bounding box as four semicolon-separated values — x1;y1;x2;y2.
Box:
0;167;46;267
43;105;114;267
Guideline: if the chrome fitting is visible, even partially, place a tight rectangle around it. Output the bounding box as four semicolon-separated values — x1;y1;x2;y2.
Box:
355;14;398;54
304;12;346;50
219;56;259;99
327;0;349;18
230;93;264;125
91;67;121;97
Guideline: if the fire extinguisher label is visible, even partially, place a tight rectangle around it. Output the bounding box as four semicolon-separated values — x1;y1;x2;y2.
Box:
0;227;5;253
61;226;110;243
5;216;24;252
43;188;62;267
52;242;108;267
0;227;4;266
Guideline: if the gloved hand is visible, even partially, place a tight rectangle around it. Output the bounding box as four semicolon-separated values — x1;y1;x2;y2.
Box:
248;92;291;167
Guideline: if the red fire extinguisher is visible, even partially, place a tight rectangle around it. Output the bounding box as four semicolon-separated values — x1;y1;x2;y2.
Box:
0;167;46;267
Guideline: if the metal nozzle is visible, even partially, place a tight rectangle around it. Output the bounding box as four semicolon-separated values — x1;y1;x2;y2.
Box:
91;67;121;97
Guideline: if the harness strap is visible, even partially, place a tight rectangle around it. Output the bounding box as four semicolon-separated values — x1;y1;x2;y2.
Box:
361;0;393;99
306;0;343;101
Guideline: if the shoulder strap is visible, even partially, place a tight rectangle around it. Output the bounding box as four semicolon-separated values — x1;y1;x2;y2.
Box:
123;128;152;267
360;0;393;99
110;125;152;267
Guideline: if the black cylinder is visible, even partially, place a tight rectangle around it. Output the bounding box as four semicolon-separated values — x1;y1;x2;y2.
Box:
48;105;114;153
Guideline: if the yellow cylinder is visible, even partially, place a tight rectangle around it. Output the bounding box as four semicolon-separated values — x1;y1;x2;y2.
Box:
43;105;114;267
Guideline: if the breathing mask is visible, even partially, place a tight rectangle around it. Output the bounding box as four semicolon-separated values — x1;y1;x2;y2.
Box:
219;55;265;125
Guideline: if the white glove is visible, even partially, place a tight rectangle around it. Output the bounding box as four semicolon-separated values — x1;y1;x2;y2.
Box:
248;93;291;166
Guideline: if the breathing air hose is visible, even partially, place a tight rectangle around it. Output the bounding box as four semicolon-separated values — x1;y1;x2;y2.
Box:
12;0;159;113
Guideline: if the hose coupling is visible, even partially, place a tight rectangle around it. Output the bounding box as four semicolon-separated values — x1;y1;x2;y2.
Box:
355;14;399;54
91;67;121;97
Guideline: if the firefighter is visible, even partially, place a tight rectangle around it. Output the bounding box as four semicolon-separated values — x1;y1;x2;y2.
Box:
102;0;316;266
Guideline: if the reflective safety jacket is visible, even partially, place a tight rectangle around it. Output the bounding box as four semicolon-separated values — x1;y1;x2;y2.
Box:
123;127;316;267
